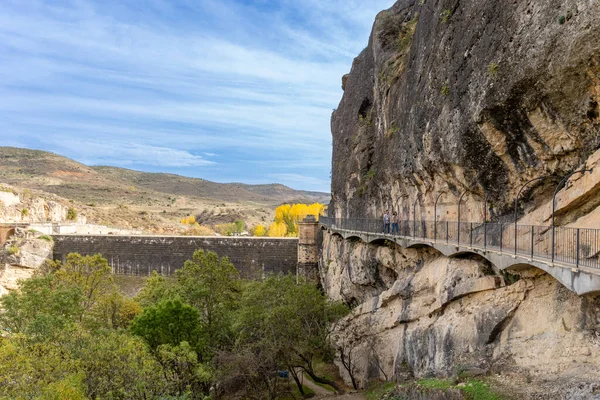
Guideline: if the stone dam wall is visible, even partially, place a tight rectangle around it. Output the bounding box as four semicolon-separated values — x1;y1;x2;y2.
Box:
52;235;298;278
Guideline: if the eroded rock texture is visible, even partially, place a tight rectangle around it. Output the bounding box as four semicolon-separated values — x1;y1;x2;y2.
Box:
326;3;600;393
322;232;600;396
0;229;53;295
331;0;600;219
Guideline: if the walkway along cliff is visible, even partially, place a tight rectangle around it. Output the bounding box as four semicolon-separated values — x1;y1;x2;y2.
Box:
323;0;600;396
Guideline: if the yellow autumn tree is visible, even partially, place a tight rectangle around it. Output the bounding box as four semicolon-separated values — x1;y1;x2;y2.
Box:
252;225;267;237
268;203;325;237
267;221;288;237
180;215;196;225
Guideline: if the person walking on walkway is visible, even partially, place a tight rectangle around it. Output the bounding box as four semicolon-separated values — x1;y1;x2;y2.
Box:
391;211;399;234
383;210;390;234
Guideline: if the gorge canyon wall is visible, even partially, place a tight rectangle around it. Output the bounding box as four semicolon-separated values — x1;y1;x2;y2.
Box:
325;0;600;397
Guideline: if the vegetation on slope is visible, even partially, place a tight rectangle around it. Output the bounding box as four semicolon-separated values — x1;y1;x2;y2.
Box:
0;250;348;399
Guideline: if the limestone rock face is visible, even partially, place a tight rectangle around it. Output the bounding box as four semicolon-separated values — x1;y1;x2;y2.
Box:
323;231;600;396
0;230;53;293
325;1;600;396
330;0;600;219
0;187;86;224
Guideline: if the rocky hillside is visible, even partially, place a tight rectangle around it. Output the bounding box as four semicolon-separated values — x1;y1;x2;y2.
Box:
0;147;329;233
324;0;600;398
330;0;600;220
0;147;329;206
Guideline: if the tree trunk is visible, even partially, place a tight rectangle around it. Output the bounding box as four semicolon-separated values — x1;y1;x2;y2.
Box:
303;367;344;394
290;368;305;397
339;346;358;390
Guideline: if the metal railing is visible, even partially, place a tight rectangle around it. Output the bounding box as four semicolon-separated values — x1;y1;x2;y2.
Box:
320;217;600;270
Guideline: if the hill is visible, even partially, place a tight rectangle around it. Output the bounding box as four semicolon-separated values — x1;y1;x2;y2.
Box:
0;147;330;233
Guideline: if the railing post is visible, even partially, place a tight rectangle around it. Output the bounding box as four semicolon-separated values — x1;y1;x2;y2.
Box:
499;223;503;252
552;169;593;263
434;192;445;243
446;221;449;244
457;222;461;245
413;194;422;240
530;226;534;259
470;222;473;247
514;224;517;255
514;223;517;256
514;177;548;256
483;192;488;251
484;222;487;250
457;191;468;246
576;228;580;268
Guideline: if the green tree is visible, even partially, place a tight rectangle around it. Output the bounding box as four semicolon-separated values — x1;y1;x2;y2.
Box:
175;249;242;357
135;270;177;308
53;253;116;320
76;330;166;399
0;253;177;400
233;219;245;233
67;207;77;221
0;334;83;398
156;341;214;397
131;297;201;351
94;291;142;329
0;274;83;340
232;276;349;396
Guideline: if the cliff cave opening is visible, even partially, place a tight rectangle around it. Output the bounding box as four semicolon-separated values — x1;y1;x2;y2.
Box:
587;97;599;121
357;97;372;118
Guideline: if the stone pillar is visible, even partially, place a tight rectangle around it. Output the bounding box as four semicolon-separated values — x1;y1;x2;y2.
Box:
297;215;320;283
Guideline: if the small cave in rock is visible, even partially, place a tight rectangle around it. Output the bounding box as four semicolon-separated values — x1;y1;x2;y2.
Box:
346;297;360;309
378;265;398;289
358;97;372;118
587;97;599;121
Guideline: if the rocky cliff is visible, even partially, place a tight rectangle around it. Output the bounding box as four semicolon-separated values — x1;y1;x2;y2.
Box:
325;0;600;397
0;185;86;224
0;229;53;296
322;234;600;397
331;0;600;220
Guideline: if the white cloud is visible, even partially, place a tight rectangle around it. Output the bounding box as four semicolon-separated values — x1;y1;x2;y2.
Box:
0;0;396;190
58;140;214;167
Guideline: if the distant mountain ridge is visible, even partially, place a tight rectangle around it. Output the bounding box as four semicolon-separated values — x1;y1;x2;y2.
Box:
0;147;330;206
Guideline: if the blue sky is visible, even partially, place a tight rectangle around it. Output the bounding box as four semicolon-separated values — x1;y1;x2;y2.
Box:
0;0;395;192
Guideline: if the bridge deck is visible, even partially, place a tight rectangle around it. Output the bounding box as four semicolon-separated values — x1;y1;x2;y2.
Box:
320;217;600;295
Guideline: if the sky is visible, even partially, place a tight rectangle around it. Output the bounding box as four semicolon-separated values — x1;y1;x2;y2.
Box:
0;0;395;193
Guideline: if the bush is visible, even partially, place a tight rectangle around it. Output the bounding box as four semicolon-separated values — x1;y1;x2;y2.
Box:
214;221;244;236
66;208;77;221
21;208;29;217
180;215;196;225
441;82;450;96
441;9;452;23
252;225;267;236
7;245;19;255
38;235;53;242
